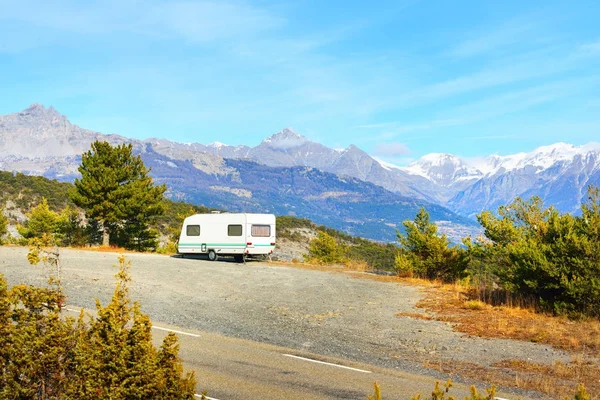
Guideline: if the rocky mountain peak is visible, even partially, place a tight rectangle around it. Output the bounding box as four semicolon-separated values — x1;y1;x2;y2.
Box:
404;153;483;186
19;103;63;119
262;127;309;149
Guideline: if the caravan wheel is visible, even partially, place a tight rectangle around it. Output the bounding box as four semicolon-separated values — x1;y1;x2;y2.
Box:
208;250;218;261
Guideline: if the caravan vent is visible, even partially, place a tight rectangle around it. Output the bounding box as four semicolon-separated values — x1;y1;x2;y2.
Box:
210;211;221;214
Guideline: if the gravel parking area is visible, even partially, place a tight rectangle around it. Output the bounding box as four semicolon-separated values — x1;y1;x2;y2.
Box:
0;246;570;384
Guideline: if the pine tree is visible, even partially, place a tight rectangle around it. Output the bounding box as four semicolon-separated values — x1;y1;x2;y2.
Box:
0;207;8;242
397;207;466;281
70;141;166;247
56;205;87;247
305;231;346;264
0;253;197;398
17;197;59;241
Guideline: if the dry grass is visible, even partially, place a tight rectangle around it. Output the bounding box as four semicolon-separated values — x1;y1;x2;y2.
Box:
70;244;133;254
462;299;489;310
343;259;373;272
414;283;600;354
395;312;436;321
395;279;600;398
424;358;600;399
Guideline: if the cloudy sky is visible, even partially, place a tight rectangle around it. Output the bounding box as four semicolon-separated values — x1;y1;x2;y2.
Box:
1;0;599;165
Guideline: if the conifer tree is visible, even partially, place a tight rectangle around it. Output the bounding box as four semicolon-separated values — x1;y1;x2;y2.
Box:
17;197;59;240
397;207;466;281
56;205;87;247
70;141;166;248
0;253;197;399
0;207;8;241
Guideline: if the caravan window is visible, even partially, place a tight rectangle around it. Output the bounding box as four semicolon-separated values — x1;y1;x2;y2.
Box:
251;225;270;237
228;224;242;236
186;225;200;236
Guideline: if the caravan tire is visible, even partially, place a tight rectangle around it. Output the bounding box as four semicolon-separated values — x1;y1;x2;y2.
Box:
208;250;218;261
234;255;244;263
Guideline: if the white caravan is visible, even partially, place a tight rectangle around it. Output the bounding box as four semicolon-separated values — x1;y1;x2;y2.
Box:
177;213;276;262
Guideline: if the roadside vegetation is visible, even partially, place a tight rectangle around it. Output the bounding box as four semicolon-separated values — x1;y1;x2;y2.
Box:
278;215;397;270
368;380;591;400
0;245;196;399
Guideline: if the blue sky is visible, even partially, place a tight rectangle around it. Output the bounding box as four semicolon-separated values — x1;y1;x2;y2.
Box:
1;0;599;165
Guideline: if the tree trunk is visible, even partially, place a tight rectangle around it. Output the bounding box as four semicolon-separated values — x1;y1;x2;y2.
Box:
102;227;110;247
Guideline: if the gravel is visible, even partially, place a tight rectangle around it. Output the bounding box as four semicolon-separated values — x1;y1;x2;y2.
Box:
0;246;571;387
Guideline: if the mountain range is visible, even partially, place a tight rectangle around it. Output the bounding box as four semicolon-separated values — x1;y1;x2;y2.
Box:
0;104;475;242
192;129;600;218
2;103;599;240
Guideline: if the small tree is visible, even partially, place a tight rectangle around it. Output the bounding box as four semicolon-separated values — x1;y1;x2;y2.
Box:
56;205;87;247
396;207;466;282
0;207;8;242
476;189;600;317
0;254;197;399
17;197;59;240
305;231;346;264
70;141;166;247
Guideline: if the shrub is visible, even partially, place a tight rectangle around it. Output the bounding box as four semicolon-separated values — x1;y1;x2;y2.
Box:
394;252;413;277
397;207;467;282
476;187;600;318
305;231;346;264
0;253;196;399
17;197;60;240
369;380;590;400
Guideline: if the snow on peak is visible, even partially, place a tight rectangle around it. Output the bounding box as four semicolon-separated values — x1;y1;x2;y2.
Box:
403;153;483;185
476;142;600;175
209;141;227;149
373;157;401;171
262;127;308;149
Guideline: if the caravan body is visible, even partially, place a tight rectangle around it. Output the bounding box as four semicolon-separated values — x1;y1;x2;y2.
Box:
177;213;276;261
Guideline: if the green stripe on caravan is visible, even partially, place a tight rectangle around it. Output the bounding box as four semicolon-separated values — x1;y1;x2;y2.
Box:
178;243;246;247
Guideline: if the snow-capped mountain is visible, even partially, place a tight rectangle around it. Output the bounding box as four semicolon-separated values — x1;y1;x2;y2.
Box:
0;104;476;242
400;143;600;217
403;153;483;185
446;143;600;217
2;103;599;222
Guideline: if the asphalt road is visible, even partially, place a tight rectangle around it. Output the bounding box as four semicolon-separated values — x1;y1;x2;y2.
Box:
0;246;557;399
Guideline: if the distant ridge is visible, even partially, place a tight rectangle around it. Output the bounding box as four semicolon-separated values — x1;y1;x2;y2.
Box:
2;103;599;221
0;104;476;242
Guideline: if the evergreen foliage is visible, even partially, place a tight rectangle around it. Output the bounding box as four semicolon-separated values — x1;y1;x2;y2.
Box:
55;206;87;247
70;141;167;249
474;187;600;317
0;170;71;211
0;254;196;399
305;231;347;264
396;207;467;282
0;208;7;241
17;197;60;240
277;215;397;270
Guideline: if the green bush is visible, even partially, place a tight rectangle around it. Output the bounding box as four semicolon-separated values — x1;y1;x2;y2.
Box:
305;231;346;264
17;198;60;240
475;186;600;318
396;207;467;282
0;254;197;399
0;208;7;243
